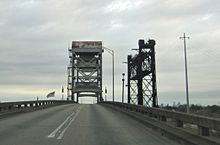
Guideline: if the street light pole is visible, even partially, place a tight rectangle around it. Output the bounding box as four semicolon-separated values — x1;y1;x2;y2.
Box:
61;86;64;100
122;73;125;103
105;87;107;101
113;51;115;102
103;46;115;102
180;33;190;113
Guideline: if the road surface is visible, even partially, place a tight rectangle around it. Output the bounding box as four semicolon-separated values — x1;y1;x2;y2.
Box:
0;104;180;145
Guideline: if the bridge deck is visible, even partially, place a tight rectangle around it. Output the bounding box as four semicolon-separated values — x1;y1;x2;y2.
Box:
0;104;180;145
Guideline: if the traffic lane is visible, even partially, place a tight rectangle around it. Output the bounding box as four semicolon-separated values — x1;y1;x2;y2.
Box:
61;104;180;145
0;104;78;145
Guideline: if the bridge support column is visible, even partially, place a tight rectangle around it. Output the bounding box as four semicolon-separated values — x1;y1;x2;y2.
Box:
198;125;209;136
176;120;183;127
160;116;167;121
76;93;79;103
8;106;12;110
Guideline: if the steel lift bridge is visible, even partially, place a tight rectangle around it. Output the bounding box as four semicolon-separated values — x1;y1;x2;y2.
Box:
127;39;158;107
67;41;103;103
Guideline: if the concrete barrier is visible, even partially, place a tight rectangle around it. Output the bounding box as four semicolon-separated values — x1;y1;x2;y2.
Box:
0;100;76;118
102;101;220;145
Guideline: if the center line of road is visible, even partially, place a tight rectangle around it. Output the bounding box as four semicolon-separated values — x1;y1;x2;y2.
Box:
47;106;82;140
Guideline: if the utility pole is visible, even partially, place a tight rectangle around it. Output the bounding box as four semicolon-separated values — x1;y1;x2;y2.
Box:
113;52;115;102
180;33;190;113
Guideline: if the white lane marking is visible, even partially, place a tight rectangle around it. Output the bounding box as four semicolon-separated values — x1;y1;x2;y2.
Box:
47;106;82;139
57;106;81;140
47;111;76;138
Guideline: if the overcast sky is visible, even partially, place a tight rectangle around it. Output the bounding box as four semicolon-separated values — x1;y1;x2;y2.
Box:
0;0;220;105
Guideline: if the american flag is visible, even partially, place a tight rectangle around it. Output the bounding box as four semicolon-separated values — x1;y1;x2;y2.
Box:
46;91;55;98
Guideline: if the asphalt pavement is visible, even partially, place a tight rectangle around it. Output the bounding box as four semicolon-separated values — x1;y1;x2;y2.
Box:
0;104;181;145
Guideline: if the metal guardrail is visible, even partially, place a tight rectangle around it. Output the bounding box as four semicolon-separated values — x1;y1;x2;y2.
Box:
0;100;76;112
103;101;220;136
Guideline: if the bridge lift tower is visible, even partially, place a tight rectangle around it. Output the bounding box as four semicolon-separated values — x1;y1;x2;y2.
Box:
127;39;158;107
67;41;103;103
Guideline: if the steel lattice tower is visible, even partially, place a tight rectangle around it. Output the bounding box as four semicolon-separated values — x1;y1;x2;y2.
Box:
127;39;158;107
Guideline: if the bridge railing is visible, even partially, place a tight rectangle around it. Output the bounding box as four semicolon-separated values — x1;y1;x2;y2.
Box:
0;100;76;113
103;101;220;137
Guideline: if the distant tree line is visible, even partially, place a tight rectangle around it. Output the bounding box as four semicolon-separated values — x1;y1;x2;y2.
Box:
160;103;220;118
